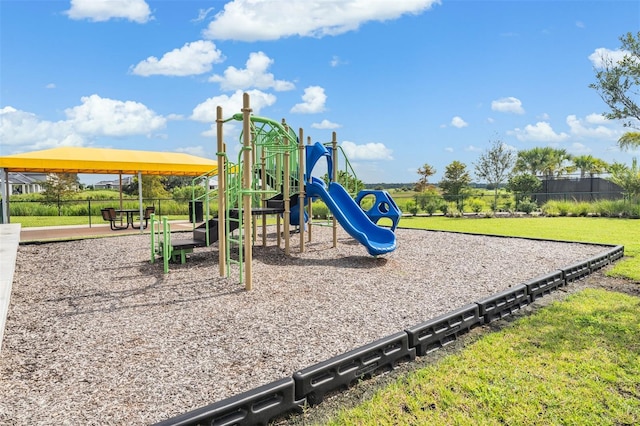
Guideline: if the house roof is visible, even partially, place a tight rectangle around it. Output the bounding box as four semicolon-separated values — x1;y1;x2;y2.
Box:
0;147;218;176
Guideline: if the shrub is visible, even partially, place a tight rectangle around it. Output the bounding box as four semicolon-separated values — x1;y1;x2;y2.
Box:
469;198;486;214
593;199;629;217
405;200;419;216
571;202;591;217
541;203;559;217
439;202;449;216
424;201;439;216
445;202;462;217
542;200;572;216
311;201;329;219
519;199;538;214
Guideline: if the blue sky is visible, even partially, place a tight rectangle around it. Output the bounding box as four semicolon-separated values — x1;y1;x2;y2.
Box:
1;0;638;185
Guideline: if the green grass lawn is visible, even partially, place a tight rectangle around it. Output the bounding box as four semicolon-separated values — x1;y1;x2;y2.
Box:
325;289;640;426
313;216;640;425
399;216;640;280
10;215;189;228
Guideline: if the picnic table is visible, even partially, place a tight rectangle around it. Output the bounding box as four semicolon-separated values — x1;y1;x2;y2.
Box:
116;209;139;228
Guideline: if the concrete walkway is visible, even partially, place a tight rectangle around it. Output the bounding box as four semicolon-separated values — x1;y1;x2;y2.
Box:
0;224;20;352
19;220;194;243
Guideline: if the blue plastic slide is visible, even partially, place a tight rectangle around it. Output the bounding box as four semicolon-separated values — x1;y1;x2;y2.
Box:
306;177;396;256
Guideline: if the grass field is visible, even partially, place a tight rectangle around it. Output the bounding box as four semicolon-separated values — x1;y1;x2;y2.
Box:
10;215;189;228
399;216;640;281
313;216;640;425
325;289;640;426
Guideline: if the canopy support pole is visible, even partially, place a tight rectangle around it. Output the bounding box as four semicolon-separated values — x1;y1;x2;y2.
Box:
1;168;8;224
119;173;123;211
138;171;143;231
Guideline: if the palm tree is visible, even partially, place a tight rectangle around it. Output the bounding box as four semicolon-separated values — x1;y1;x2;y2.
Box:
515;147;573;179
572;155;609;178
514;147;547;176
619;131;640;151
544;148;574;178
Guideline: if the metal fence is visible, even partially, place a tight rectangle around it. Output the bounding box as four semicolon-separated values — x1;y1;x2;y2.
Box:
534;177;624;203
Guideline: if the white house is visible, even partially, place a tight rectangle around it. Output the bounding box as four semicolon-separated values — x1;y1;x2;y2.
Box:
7;173;48;195
93;176;134;190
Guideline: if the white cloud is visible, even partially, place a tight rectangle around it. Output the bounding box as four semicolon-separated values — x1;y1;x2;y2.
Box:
584;113;609;125
290;86;327;114
65;0;152;23
209;51;294;91
341;141;393;161
190;89;276;123
311;119;341;129
1;107;81;150
451;116;468;128
588;47;629;68
330;56;347;67
192;7;215;23
131;41;224;77
45;83;56;89
510;122;569;142
464;145;482;152
203;0;440;41
575;21;585;28
537;112;550;120
566;114;621;140
491;97;525;114
0;95;165;152
65;94;166;136
444;147;454;152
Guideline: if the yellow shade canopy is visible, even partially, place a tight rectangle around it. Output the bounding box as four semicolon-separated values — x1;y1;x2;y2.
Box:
0;147;218;176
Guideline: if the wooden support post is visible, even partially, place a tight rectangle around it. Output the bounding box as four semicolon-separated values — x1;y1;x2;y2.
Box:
216;106;226;278
298;127;305;252
283;120;291;256
242;93;253;291
307;136;313;243
332;131;338;248
261;149;267;247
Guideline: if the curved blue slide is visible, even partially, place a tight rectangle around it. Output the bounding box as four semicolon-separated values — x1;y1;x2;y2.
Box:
306;177;396;256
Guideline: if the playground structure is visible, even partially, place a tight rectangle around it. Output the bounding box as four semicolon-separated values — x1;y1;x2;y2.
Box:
151;93;401;290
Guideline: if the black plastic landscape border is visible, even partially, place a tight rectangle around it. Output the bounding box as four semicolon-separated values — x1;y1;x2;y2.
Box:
154;238;625;426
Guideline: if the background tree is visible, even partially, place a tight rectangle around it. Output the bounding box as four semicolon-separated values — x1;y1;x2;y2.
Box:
590;31;640;150
439;160;471;211
514;147;547;176
618;132;640;150
506;173;542;210
572;155;609;178
473;139;516;210
543;148;574;178
163;176;193;191
124;175;171;199
41;173;80;215
415;163;436;192
608;158;640;201
322;170;364;194
514;147;573;179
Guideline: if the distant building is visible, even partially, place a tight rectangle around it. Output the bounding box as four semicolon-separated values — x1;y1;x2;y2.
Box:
93;176;134;190
7;173;48;195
